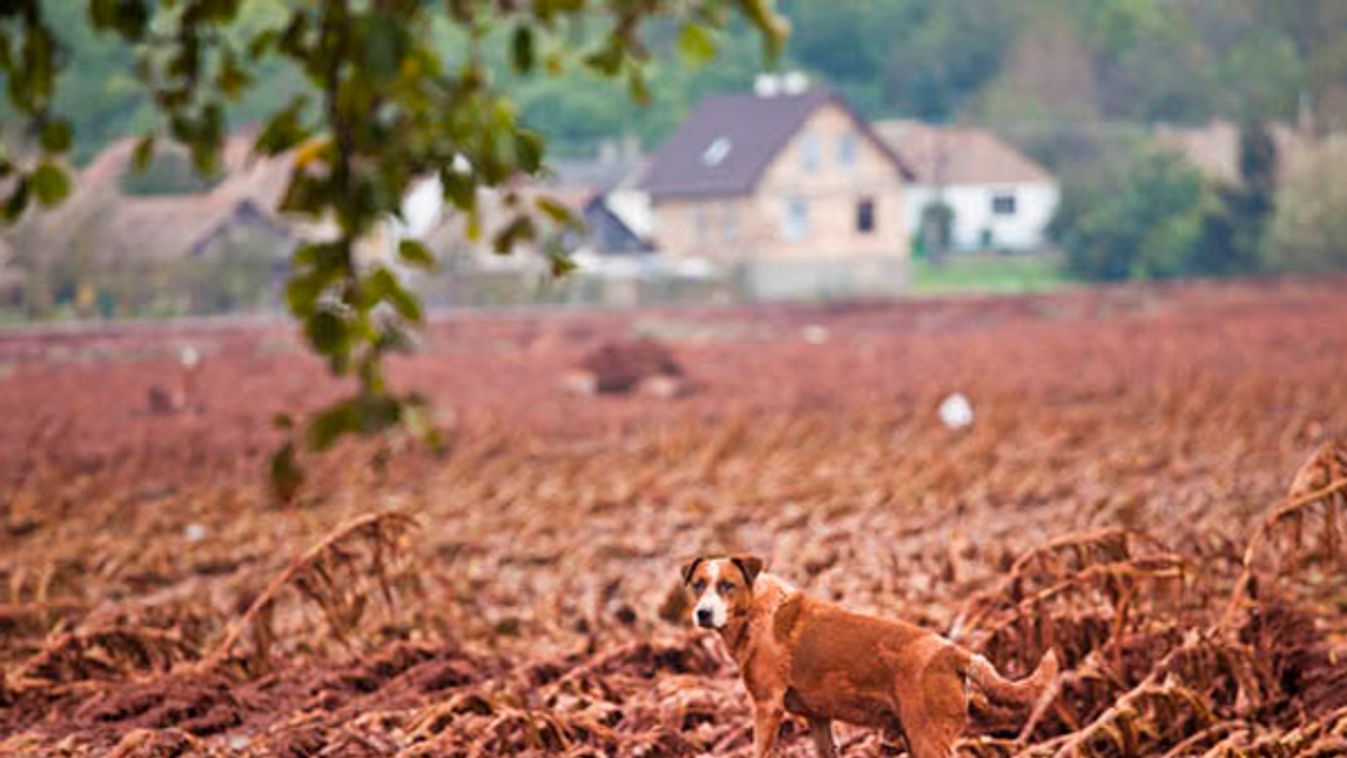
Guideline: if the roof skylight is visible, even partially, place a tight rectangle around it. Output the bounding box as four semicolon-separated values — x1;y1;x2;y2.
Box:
701;137;732;167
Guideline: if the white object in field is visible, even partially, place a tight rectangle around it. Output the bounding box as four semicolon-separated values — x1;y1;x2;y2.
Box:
938;393;974;429
184;523;208;542
801;324;829;344
180;345;200;367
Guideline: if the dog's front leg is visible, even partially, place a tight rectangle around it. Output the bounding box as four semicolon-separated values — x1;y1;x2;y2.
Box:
752;702;784;758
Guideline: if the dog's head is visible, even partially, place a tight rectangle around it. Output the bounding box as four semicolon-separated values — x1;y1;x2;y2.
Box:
680;554;764;630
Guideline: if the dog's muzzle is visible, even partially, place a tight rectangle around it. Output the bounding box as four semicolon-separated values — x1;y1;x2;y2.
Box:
695;608;714;628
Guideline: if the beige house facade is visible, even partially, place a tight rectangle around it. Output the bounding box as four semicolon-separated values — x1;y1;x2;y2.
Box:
640;89;913;266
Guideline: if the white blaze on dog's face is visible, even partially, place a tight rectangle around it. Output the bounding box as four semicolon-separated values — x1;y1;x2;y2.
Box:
681;555;764;630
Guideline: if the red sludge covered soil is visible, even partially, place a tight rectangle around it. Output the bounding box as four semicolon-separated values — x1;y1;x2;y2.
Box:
1;278;1346;756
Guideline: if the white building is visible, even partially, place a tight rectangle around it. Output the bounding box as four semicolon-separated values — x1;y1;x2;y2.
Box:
875;120;1059;252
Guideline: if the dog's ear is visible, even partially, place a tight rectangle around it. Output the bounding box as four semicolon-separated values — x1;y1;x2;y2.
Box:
731;555;764;585
680;556;704;586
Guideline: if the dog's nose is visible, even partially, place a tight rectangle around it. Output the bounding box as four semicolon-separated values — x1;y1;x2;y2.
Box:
695;608;713;628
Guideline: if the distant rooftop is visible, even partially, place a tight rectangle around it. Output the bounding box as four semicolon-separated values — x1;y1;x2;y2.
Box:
640;87;911;198
874;120;1055;186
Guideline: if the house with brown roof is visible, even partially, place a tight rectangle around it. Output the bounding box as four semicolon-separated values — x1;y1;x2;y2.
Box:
6;134;298;315
1152;120;1311;185
639;83;914;265
875;120;1060;252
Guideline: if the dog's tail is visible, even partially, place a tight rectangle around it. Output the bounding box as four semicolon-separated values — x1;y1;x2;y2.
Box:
961;648;1059;707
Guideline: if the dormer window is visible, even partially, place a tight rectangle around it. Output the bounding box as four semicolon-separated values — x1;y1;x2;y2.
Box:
702;137;732;167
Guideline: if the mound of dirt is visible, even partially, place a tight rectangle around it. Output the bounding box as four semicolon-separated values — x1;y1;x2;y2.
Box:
562;338;688;396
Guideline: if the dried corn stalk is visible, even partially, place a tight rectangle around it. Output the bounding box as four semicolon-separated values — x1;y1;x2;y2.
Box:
199;511;419;673
1226;441;1347;628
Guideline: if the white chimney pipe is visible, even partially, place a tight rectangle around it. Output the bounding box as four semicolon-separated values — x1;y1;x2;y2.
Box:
782;71;808;95
754;73;781;98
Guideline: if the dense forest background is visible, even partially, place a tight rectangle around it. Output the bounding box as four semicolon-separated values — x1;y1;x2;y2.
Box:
43;0;1347;162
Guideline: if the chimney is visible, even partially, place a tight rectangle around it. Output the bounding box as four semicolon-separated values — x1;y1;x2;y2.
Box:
754;73;782;98
781;71;808;95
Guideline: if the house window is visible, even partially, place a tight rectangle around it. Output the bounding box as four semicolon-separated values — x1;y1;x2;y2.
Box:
800;133;821;172
991;192;1017;216
856;198;875;234
838;133;858;168
783;198;810;241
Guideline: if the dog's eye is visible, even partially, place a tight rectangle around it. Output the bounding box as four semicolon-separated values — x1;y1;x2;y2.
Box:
718;581;735;593
692;580;706;593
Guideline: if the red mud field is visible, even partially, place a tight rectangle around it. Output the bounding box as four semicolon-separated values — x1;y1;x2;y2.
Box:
2;278;1346;756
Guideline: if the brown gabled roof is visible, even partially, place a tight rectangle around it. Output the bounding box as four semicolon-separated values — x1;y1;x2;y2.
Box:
639;89;913;198
874;120;1055;186
9;133;298;266
1153;120;1311;185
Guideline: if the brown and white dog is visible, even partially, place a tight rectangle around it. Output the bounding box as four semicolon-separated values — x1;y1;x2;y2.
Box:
681;554;1058;758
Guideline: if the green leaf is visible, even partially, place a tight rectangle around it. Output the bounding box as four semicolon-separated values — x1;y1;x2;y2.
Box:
676;23;716;67
271;442;304;496
285;267;332;317
306;399;358;451
256;97;310;156
304;309;349;355
269;441;305;504
627;69;651;106
89;0;150;40
397;239;435;269
361;11;409;81
514;129;544;174
355;394;402;436
583;37;624;75
440;168;476;211
364;268;423;323
30;163;70;207
493;215;536;255
536;196;582;229
3;180;29;222
550;250;578;278
739;0;790;61
131;134;155;172
511;25;535;73
39;120;72;153
248;29;279;60
218;49;251;100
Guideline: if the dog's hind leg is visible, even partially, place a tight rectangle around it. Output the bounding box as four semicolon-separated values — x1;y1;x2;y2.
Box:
898;651;968;758
807;716;836;758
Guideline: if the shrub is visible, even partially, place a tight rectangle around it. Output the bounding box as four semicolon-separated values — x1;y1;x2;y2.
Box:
1050;144;1210;281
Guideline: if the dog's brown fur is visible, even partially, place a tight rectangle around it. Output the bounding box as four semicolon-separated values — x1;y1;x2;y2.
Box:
682;555;1058;758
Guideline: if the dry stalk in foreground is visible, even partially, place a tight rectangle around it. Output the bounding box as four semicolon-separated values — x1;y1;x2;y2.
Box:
198;511;420;674
1225;440;1347;630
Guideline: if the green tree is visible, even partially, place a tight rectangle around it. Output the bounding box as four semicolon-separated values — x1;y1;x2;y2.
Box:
0;0;785;495
1051;143;1210;282
1189;119;1277;277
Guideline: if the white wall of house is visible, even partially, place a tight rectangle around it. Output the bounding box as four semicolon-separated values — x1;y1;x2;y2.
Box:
605;187;653;239
905;181;1059;252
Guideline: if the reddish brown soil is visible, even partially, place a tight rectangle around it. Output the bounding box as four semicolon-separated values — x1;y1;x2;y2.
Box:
1;277;1346;756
